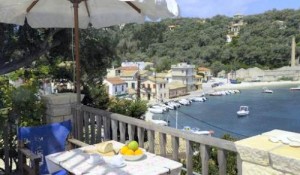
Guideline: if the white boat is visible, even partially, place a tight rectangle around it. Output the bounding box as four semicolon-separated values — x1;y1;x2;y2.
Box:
148;107;164;114
290;86;300;91
237;106;249;116
182;126;192;131
160;103;175;110
209;92;222;96
262;87;273;93
144;112;168;126
182;126;214;136
151;104;168;112
168;101;181;108
150;120;168;126
178;99;191;105
165;102;178;109
191;97;205;102
234;90;241;93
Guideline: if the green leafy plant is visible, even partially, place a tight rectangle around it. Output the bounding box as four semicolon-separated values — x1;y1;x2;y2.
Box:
109;98;147;119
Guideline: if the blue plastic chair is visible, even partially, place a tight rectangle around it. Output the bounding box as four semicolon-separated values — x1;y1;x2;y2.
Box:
18;120;72;175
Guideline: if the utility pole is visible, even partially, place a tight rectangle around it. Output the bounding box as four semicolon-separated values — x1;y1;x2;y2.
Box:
154;70;157;102
291;36;296;67
137;72;141;100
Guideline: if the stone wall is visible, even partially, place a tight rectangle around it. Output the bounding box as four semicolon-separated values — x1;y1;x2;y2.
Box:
41;93;84;123
235;130;300;175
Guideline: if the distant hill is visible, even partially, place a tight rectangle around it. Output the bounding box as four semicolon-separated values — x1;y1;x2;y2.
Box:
115;9;300;74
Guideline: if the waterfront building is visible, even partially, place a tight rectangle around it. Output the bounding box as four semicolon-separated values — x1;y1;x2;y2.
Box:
141;76;168;101
118;67;139;90
171;62;195;91
155;71;172;83
194;74;203;90
103;77;127;97
197;67;212;82
107;66;139;90
167;81;187;98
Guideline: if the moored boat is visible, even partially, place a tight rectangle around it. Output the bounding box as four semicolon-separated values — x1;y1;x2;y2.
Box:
290;86;300;91
148;107;164;114
237;106;249;116
262;87;273;93
182;126;214;136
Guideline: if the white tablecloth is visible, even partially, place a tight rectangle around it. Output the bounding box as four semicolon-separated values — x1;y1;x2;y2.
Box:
45;141;182;175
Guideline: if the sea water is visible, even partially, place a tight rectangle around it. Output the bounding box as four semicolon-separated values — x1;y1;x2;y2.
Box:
152;85;300;139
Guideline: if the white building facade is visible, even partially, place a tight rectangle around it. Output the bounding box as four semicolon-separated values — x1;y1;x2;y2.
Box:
171;62;195;91
103;77;128;97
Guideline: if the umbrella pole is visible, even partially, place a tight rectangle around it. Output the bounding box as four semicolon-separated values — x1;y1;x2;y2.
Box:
73;1;81;104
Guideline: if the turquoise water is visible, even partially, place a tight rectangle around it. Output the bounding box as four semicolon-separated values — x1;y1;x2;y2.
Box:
153;85;300;139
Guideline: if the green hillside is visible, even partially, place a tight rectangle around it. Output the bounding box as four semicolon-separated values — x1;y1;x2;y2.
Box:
116;9;300;73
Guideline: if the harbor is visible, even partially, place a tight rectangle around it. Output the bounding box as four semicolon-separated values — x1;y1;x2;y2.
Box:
148;84;300;138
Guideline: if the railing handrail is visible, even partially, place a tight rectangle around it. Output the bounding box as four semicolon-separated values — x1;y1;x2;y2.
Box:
80;105;237;152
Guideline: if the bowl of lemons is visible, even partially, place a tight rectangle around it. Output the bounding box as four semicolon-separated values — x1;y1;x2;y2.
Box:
120;140;144;161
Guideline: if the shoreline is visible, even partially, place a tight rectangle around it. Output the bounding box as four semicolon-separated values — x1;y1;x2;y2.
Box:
214;81;300;90
147;80;300;105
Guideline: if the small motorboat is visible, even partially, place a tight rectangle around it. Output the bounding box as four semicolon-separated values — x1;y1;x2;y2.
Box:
150;120;168;126
237;106;249;116
182;126;214;136
262;87;273;93
178;99;191;105
290;86;300;91
148;107;164;114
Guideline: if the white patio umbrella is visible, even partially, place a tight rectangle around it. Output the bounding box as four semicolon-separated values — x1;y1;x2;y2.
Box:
0;0;179;103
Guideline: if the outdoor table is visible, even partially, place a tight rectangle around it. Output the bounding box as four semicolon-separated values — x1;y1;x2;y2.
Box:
45;140;182;175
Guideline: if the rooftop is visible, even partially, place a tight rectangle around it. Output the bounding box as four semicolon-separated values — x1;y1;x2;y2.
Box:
105;77;126;85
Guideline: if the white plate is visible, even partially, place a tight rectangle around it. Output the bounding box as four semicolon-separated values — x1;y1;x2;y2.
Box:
289;142;300;147
87;159;105;165
121;153;144;161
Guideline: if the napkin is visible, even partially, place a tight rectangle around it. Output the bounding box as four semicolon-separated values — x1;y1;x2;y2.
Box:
109;155;126;167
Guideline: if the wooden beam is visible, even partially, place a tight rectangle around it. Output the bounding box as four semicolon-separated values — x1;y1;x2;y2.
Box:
125;2;141;13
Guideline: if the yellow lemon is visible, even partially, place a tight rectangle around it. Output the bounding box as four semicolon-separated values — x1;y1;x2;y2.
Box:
134;149;143;155
124;149;135;155
120;146;129;155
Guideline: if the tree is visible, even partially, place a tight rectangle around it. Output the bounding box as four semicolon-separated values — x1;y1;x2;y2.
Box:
210;61;226;76
0;24;67;75
82;84;110;110
109;98;147;119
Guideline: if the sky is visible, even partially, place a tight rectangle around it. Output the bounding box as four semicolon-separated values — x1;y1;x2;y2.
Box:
176;0;300;18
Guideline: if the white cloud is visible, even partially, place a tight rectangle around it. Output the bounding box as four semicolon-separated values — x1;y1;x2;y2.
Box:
177;0;261;18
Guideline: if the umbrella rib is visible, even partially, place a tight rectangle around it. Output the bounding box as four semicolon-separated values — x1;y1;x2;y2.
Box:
26;0;39;13
125;2;141;13
83;0;91;17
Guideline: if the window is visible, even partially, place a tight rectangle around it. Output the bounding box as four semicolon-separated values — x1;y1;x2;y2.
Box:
164;84;166;88
153;84;155;89
132;83;135;89
160;84;162;89
115;86;117;93
122;85;124;91
147;84;150;89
